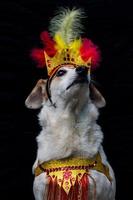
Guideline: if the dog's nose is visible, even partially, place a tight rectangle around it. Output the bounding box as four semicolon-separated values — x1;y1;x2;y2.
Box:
76;66;88;76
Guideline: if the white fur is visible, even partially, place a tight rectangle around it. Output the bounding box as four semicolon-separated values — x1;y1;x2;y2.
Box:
26;66;116;200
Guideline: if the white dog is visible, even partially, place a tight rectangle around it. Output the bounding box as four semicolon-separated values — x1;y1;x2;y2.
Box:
25;65;116;200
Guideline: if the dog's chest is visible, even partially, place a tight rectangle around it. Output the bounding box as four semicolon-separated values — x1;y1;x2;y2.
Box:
37;104;102;162
48;108;89;141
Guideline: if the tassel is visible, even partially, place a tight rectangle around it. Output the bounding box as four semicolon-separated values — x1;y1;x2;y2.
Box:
81;173;89;200
47;176;68;200
68;176;79;200
68;173;89;200
46;173;89;200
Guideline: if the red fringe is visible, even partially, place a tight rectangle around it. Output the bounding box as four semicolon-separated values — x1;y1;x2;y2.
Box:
47;177;67;200
46;173;89;200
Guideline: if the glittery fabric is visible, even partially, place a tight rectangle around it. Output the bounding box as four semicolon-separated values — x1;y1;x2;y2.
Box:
35;153;112;199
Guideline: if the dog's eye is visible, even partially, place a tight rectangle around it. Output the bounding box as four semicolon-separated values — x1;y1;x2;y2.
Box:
56;69;67;77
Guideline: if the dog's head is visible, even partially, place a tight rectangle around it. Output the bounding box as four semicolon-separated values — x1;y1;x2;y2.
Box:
25;65;105;109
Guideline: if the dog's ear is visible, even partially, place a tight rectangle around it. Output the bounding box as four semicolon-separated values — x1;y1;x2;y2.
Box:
90;83;106;108
25;79;48;109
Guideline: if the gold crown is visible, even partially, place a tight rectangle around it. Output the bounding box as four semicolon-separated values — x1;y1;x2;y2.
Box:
31;9;101;77
44;48;91;77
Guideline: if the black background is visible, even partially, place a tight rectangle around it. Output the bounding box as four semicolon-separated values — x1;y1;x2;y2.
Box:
0;0;133;199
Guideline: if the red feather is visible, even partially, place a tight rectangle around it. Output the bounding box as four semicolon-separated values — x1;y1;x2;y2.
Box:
40;31;57;57
30;48;45;68
80;38;101;68
30;32;57;68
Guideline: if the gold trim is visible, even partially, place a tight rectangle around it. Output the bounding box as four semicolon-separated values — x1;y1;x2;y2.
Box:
35;153;112;182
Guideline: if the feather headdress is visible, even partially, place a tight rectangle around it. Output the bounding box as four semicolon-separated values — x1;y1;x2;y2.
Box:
31;8;101;77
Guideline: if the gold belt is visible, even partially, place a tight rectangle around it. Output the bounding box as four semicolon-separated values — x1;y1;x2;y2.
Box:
35;153;112;194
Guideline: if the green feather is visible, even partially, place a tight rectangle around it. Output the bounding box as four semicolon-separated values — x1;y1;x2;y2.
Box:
49;8;85;44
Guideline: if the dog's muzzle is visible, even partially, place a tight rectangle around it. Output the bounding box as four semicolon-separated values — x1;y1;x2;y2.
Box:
46;66;89;105
76;66;88;76
66;66;89;90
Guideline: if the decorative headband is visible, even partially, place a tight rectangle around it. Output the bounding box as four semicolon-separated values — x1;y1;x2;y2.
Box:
31;8;101;78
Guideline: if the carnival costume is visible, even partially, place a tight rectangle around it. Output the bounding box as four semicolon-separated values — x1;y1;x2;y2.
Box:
31;8;112;200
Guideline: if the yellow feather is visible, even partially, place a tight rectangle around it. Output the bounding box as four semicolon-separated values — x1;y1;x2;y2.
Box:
54;33;67;50
69;39;81;51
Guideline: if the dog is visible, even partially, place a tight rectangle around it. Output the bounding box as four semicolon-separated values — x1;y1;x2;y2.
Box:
25;65;116;200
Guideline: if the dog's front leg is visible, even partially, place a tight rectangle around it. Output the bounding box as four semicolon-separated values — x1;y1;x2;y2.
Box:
32;158;39;174
33;173;48;200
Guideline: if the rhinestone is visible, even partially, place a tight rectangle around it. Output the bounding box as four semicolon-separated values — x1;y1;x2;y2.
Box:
65;181;69;185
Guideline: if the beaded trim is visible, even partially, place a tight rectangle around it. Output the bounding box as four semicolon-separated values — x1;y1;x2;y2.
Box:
35;153;112;195
35;153;112;182
38;161;97;175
